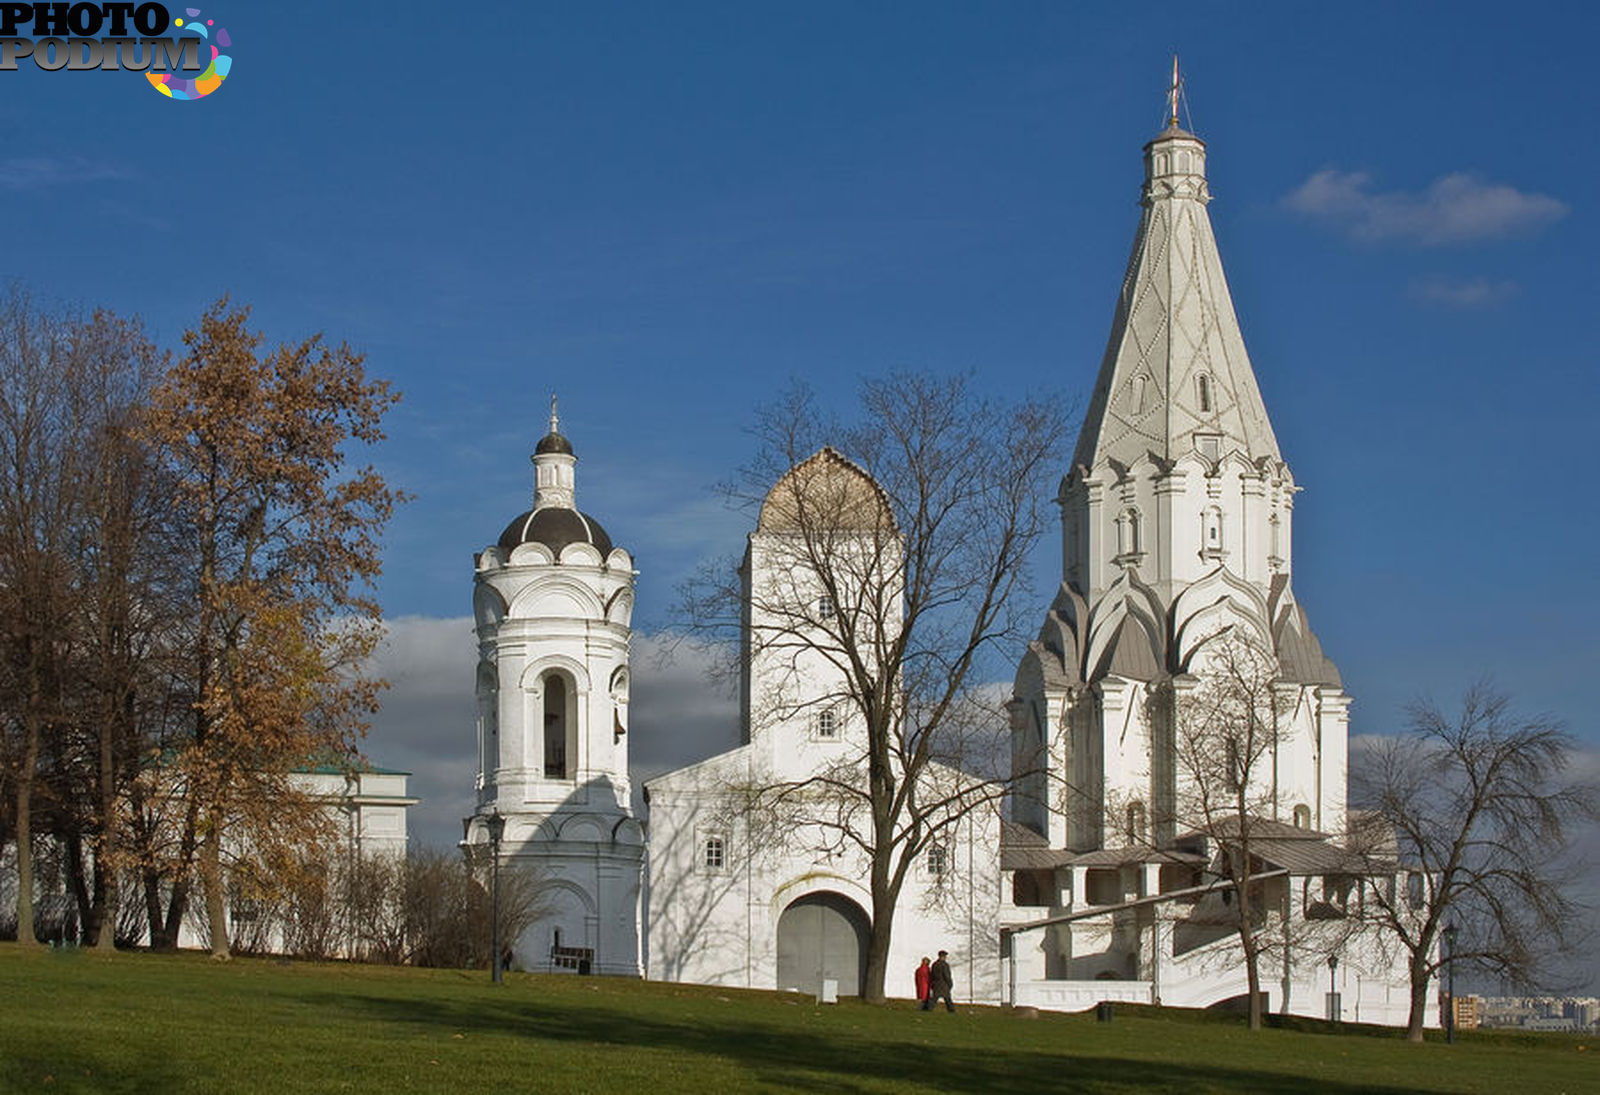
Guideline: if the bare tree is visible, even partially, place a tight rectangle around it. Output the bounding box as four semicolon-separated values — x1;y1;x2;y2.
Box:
681;375;1070;1003
1350;683;1597;1041
398;845;552;969
1162;631;1292;1031
0;291;161;947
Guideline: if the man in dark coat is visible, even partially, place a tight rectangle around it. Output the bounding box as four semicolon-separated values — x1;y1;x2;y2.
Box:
928;950;955;1012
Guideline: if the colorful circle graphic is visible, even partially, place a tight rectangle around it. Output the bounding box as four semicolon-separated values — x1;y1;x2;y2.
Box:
147;8;232;100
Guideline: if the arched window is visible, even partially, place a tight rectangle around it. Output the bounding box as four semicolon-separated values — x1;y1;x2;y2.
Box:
542;672;574;780
703;836;725;872
1293;804;1312;829
609;668;629;742
477;662;499;781
1406;872;1425;911
1269;513;1282;560
1117;508;1142;557
1128;373;1150;415
1197;374;1213;412
1201;507;1224;557
1125;801;1147;844
927;843;948;877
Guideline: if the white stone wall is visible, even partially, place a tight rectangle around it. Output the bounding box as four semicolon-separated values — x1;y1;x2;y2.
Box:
647;761;1002;1002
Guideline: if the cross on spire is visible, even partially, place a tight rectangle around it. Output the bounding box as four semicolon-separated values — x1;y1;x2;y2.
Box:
1168;54;1182;127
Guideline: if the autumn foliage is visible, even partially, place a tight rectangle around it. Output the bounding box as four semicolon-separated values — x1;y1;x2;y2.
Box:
0;292;403;955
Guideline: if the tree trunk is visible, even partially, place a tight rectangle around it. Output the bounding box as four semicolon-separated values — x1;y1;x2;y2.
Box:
12;708;41;946
1405;954;1432;1042
1237;868;1262;1030
144;867;172;950
1242;932;1262;1030
862;913;893;1005
200;819;230;959
65;829;94;944
88;684;124;948
155;794;203;949
83;839;110;947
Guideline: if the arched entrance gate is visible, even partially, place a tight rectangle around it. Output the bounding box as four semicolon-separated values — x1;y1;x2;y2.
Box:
775;891;870;996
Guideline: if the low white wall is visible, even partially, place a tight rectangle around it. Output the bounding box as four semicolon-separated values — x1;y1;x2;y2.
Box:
1013;979;1153;1010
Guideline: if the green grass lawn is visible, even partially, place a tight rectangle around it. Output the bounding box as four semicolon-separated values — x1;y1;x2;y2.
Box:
0;945;1593;1094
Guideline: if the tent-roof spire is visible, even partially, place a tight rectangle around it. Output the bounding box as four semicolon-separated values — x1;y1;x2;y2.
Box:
1069;73;1281;473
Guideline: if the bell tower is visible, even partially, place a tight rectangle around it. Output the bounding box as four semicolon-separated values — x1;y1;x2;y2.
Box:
464;398;643;976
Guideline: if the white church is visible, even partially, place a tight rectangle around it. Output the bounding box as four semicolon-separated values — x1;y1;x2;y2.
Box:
643;448;1002;1000
997;113;1409;1022
466;95;1416;1021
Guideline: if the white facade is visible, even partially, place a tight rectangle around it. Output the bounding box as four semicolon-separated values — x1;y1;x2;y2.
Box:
1001;116;1411;1022
464;406;645;976
646;449;1002;1001
1;766;416;949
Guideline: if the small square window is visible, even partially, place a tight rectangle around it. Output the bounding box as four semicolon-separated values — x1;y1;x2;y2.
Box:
816;595;835;621
703;836;725;872
927;844;948;877
815;709;838;739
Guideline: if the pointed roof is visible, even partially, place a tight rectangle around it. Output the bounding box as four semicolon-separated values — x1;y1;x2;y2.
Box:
756;446;896;533
1072;113;1280;472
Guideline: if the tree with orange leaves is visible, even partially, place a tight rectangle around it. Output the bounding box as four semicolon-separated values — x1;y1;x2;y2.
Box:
139;298;402;957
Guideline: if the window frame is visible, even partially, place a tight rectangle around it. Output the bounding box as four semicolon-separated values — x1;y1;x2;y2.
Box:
702;834;727;873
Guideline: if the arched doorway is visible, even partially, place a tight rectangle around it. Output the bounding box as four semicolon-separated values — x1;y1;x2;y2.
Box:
775;891;869;996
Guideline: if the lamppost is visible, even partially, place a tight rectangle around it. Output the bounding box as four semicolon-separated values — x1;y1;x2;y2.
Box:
487;811;506;985
1443;923;1458;1044
1326;953;1340;1022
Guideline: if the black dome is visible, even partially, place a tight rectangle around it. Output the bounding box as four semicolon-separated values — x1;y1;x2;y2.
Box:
498;506;613;558
535;431;573;455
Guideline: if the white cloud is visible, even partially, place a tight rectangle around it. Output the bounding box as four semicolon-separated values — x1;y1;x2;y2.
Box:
1283;169;1567;245
1408;276;1520;309
0;156;128;190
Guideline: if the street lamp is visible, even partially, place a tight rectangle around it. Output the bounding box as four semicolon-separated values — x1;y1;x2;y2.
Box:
486;811;506;985
1326;953;1340;1022
1442;923;1458;1044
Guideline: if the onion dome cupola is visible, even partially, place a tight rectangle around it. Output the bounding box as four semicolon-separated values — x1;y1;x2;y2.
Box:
496;396;615;559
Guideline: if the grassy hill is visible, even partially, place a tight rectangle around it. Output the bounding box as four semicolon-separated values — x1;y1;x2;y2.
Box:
0;945;1592;1094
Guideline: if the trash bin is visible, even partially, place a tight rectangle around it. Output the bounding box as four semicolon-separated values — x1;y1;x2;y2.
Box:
1095;1001;1114;1023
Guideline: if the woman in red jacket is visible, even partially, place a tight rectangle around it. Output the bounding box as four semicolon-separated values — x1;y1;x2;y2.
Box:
915;956;931;1008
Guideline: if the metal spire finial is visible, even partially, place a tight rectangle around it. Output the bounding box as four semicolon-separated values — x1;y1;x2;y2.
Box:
549;393;559;436
1168;54;1181;127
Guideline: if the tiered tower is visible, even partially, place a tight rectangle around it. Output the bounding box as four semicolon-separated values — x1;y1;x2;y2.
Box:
1011;96;1349;853
465;400;643;975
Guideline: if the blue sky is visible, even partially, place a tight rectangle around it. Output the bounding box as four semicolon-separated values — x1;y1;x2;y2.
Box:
4;2;1596;904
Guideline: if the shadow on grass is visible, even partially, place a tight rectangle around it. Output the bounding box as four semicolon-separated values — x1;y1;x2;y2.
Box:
0;1045;196;1095
318;989;1437;1095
